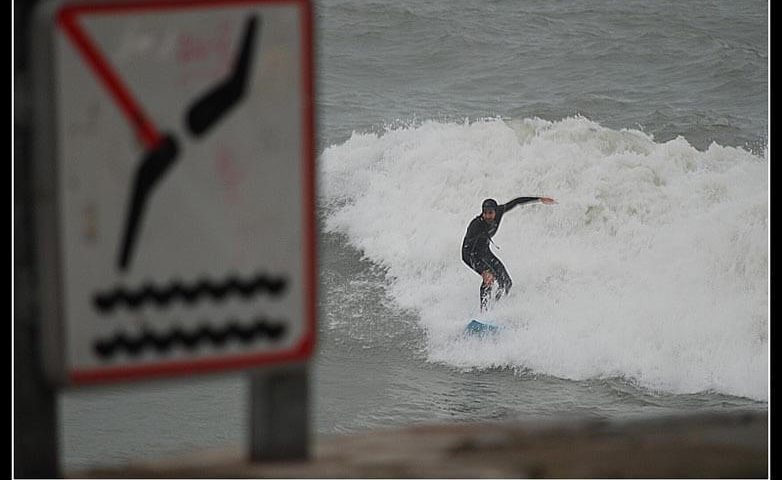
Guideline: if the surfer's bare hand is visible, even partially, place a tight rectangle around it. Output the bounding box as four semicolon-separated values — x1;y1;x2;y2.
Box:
539;197;557;205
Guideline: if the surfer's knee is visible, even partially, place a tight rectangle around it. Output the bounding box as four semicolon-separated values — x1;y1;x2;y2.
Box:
481;271;495;285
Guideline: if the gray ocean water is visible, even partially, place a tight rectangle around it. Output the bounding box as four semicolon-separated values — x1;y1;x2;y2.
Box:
61;0;768;470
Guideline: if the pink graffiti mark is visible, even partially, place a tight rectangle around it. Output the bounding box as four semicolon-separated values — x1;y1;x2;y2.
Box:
214;146;253;265
215;146;244;206
176;21;236;87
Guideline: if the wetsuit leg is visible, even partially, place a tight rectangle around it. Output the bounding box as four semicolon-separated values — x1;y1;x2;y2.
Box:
480;281;491;312
486;255;512;301
472;253;512;311
468;258;493;312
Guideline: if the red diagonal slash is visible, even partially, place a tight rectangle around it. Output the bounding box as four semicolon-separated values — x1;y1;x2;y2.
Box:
58;7;162;149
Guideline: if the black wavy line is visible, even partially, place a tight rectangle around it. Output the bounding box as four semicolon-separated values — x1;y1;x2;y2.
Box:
93;317;287;359
93;273;287;313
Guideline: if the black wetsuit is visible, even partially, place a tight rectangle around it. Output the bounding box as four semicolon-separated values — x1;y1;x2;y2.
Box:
461;197;540;311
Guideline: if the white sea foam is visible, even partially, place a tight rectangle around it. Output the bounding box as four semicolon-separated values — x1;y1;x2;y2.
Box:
320;116;768;401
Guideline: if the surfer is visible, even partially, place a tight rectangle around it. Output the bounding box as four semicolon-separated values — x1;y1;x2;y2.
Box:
462;196;556;311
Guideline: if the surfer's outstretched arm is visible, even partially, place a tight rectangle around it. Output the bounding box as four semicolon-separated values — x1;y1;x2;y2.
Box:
502;196;557;212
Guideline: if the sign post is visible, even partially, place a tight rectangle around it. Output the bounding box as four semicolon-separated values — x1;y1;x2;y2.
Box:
31;0;315;462
250;364;309;460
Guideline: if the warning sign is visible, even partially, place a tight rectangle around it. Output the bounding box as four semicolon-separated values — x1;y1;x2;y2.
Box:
32;0;316;386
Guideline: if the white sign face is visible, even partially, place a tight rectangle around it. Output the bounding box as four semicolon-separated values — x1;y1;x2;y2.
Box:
35;0;315;385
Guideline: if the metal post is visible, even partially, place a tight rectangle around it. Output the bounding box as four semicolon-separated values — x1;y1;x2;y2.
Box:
14;72;61;479
249;364;309;461
13;319;61;478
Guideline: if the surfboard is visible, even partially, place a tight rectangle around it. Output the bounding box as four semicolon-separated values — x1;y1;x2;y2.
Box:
465;319;500;336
